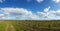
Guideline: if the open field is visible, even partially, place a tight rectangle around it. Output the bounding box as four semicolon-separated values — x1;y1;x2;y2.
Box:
0;20;60;31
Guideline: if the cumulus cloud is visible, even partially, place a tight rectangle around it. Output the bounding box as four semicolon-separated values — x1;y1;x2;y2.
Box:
44;6;50;12
52;0;60;3
0;7;60;20
0;14;9;20
37;6;60;20
0;0;5;3
1;8;30;15
0;8;40;20
36;0;43;3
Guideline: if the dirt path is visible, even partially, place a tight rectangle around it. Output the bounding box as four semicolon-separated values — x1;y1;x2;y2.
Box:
6;24;16;31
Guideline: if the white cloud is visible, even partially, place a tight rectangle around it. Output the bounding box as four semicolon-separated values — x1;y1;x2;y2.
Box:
0;14;9;20
0;0;5;3
36;0;43;3
52;0;60;3
1;7;60;20
44;6;50;12
1;8;30;15
37;6;60;20
0;8;39;20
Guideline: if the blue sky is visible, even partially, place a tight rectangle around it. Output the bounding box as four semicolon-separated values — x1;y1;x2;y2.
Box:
0;0;60;20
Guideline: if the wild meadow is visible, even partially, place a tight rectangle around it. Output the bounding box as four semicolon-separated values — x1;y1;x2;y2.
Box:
0;20;60;31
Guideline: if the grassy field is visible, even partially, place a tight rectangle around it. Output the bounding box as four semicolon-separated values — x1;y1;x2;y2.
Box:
0;20;60;31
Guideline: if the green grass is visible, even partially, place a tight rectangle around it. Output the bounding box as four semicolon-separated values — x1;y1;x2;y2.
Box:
12;21;60;31
0;21;7;31
0;20;60;31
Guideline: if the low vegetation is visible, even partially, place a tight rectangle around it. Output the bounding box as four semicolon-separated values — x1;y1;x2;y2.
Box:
0;20;60;31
